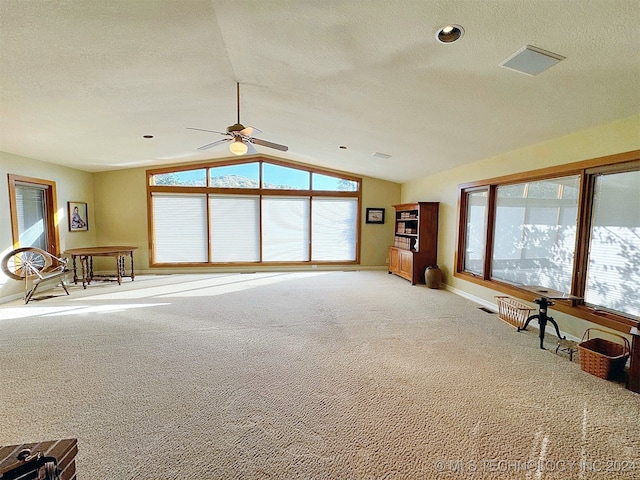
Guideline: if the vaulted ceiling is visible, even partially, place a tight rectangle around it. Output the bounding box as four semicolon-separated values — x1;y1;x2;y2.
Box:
1;1;639;183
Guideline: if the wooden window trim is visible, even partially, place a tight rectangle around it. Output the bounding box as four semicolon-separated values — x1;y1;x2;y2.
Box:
7;174;60;255
454;149;640;334
148;155;362;186
146;156;362;267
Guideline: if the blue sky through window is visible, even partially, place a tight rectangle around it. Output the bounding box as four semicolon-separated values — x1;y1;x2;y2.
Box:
263;163;310;189
210;163;259;187
156;162;358;191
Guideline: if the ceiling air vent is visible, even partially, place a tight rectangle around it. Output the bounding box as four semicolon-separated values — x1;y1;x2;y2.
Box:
372;152;392;160
500;45;565;76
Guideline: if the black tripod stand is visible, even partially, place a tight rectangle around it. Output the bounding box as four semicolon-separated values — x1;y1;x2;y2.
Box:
519;296;566;349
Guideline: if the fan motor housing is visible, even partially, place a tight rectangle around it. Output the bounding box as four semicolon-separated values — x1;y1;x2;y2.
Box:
226;123;245;133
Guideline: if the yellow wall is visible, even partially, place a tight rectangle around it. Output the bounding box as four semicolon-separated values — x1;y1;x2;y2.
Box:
92;167;148;270
0;151;95;301
401;114;640;338
2;114;637;310
0;149;399;303
361;177;400;266
91;164;401;272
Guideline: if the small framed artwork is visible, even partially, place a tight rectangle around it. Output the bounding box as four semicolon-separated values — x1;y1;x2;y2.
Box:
366;207;385;224
68;201;89;232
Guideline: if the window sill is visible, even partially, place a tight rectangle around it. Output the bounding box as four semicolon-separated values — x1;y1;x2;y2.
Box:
454;271;638;334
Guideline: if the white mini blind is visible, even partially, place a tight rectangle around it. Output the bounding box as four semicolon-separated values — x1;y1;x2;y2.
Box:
312;198;357;261
262;196;310;261
209;195;260;262
491;176;579;292
464;190;488;275
585;171;640;317
153;194;208;263
15;184;47;249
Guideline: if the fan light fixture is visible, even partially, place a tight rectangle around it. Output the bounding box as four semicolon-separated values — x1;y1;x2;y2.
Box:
187;82;288;154
436;24;464;44
229;138;248;155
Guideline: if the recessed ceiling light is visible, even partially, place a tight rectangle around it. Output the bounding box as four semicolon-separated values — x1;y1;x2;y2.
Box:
143;135;154;139
339;145;347;150
436;24;464;44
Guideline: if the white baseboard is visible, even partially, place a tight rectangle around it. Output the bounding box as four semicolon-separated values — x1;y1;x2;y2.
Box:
443;284;498;312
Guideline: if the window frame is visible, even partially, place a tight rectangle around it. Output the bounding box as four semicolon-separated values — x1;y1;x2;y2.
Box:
459;186;490;276
455;150;640;333
147;156;362;267
7;174;60;255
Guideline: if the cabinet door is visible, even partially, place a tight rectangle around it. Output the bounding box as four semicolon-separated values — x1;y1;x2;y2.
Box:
388;247;400;273
398;249;414;281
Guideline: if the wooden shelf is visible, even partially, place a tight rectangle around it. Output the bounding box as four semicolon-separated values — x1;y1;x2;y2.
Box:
388;202;439;284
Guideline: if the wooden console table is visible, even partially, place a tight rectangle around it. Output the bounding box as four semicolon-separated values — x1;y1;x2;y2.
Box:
0;438;77;479
64;246;138;289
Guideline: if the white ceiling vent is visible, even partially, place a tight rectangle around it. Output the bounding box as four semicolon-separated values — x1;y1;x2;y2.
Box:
500;45;565;76
372;152;392;160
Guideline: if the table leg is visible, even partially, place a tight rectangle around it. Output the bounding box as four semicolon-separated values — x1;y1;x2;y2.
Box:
88;256;94;284
546;317;566;341
80;255;88;289
116;255;123;285
130;251;135;281
519;314;538;332
521;313;548;348
538;316;548;349
71;255;78;285
534;297;555;350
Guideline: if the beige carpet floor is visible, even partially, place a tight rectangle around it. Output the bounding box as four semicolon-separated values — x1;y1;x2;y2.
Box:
0;271;638;479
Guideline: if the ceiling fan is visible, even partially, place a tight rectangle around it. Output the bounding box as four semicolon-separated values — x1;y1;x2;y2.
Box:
187;83;288;155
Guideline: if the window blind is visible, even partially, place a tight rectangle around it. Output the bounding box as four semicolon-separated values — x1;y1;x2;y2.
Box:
262;196;310;261
311;198;357;261
464;190;487;275
15;184;47;249
153;194;208;263
585;171;640;317
491;176;579;292
209;195;260;262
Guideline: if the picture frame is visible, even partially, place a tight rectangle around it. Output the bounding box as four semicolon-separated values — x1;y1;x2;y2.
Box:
68;201;89;232
366;207;385;224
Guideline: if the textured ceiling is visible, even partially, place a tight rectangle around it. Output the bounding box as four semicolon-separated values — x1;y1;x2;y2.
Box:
1;0;639;183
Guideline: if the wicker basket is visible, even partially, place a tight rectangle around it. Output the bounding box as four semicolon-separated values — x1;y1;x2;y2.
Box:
578;328;630;380
495;296;534;329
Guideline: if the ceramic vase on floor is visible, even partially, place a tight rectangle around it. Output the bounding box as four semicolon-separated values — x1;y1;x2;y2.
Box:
425;265;442;289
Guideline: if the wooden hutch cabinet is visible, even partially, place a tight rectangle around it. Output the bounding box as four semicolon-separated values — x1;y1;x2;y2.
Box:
388;202;439;284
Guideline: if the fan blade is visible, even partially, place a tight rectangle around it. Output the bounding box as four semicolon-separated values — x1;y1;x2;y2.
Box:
240;126;262;136
197;138;231;150
251;137;289;152
187;127;228;136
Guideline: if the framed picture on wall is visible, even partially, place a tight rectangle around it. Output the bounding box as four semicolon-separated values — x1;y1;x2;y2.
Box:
68;201;88;232
366;207;385;224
